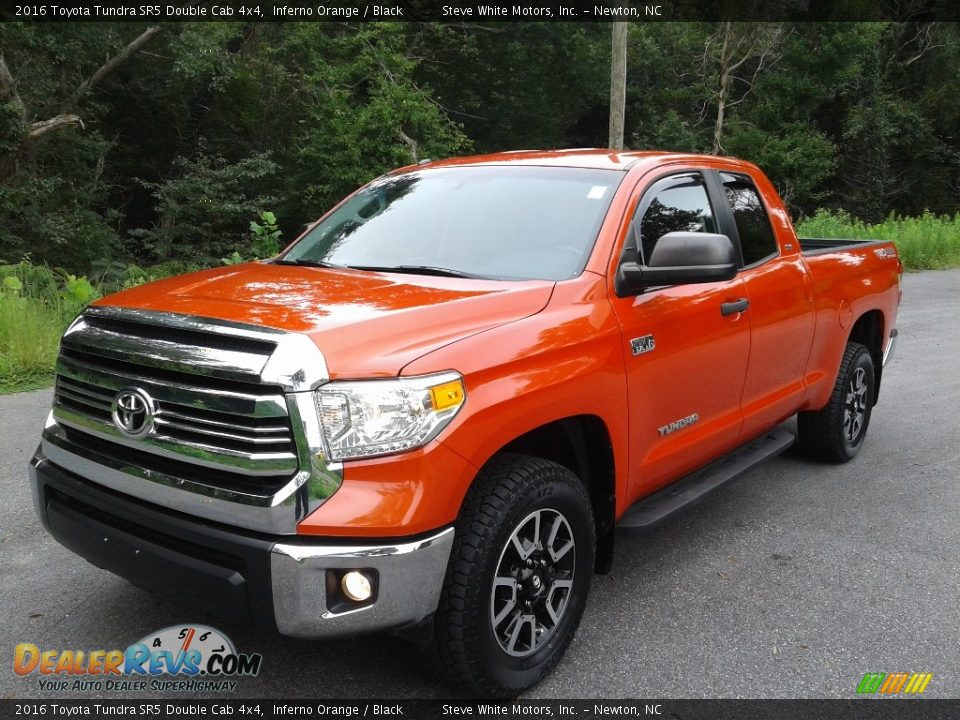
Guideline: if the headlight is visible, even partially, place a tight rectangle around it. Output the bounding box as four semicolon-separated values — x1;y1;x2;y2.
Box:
315;371;466;461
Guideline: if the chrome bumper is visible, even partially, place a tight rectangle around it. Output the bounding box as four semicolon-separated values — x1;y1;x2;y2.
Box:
883;328;898;367
271;529;454;638
30;448;454;639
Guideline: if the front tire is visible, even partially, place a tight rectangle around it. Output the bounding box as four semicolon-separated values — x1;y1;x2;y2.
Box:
429;453;595;698
797;341;875;462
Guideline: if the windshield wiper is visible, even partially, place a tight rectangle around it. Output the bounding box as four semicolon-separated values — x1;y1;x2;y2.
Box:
346;264;483;279
273;258;342;269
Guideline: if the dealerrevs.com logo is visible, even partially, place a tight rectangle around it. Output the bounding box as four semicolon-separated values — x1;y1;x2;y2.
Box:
14;625;262;692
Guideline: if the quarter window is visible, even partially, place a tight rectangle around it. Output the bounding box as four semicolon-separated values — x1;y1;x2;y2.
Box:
721;172;778;266
637;174;717;264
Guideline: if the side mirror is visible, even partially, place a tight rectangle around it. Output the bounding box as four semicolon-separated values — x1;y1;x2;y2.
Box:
616;232;738;296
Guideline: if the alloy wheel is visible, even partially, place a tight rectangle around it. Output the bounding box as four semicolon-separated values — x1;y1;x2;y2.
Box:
844;366;868;443
489;508;576;658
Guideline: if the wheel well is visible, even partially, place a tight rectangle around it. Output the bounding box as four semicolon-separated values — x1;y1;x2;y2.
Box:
848;310;884;404
495;416;617;574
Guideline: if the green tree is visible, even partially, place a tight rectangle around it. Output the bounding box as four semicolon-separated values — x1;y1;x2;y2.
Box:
129;152;278;266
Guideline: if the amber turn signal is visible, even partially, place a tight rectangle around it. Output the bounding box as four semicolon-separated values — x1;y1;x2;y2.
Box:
429;379;465;411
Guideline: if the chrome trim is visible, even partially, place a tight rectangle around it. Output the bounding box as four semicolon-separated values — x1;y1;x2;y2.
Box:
57;355;290;418
629;334;655;356
29;447;49;533
62;320;268;382
110;387;155;439
153;417;289;444
155;408;289;435
286;391;343;509
883;328;898;367
83;306;331;391
52;405;298;476
57;376;112;404
41;415;328;534
57;385;111;411
43;306;343;534
271;528;455;637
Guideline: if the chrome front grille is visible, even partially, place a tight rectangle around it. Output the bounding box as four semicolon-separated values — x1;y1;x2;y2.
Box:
41;305;342;534
51;311;298;483
54;374;296;464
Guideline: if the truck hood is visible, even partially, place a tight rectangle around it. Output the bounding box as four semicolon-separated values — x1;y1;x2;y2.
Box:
94;262;554;378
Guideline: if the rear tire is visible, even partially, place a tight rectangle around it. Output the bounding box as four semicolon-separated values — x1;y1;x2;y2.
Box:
797;342;875;463
428;453;595;698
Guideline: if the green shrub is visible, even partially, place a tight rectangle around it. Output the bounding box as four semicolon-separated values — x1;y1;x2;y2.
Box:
221;210;283;265
130;153;279;268
0;250;211;393
0;262;98;393
797;210;960;270
250;211;283;259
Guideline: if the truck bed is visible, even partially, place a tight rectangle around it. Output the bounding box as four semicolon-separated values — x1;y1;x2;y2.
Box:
799;237;888;255
796;235;901;410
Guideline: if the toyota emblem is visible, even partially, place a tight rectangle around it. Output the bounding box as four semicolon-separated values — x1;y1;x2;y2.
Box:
111;388;155;438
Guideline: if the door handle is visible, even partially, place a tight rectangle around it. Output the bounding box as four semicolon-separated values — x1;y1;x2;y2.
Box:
720;298;749;316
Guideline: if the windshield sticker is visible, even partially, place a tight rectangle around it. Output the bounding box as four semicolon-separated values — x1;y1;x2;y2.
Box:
587;185;608;200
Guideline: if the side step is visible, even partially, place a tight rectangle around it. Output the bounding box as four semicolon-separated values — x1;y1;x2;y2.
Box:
618;428;795;530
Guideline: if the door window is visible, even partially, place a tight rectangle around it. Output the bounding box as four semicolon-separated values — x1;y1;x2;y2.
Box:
637;174;717;264
720;172;778;266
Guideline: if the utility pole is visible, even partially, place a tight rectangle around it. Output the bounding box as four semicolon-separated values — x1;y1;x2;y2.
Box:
608;21;628;149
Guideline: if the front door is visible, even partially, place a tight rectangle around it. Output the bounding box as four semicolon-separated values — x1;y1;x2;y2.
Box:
609;170;751;503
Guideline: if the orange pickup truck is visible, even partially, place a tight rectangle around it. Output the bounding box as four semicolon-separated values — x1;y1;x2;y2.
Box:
29;150;901;696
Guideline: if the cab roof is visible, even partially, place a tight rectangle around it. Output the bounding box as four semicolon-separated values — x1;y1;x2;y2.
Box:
393;148;742;173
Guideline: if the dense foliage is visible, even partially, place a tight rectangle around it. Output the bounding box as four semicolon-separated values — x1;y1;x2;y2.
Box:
1;21;959;275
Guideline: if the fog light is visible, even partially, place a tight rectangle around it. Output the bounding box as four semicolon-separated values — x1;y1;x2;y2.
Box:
341;571;373;602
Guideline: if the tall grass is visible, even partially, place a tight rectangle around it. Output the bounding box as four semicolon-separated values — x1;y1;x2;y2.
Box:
0;292;69;392
797;209;960;270
0;264;98;394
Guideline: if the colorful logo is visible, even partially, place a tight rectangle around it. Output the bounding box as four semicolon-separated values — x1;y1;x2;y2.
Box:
856;672;933;695
14;624;262;688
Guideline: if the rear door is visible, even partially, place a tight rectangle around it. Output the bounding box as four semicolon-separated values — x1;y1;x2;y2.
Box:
712;170;815;437
608;170;751;501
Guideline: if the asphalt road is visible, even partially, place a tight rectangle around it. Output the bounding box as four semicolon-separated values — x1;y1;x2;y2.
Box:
2;269;958;700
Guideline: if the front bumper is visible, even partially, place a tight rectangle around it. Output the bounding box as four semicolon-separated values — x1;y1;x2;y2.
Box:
29;449;454;638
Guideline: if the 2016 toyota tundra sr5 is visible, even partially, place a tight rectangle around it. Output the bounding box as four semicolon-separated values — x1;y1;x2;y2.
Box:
29;150;902;697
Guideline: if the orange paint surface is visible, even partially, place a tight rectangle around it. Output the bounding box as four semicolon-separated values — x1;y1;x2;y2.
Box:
93;150;901;536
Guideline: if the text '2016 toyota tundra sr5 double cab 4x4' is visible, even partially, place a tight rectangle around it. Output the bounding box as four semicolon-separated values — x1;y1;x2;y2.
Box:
29;150;901;697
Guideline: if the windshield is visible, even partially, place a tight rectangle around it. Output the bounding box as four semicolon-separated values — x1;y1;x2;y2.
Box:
281;166;624;281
